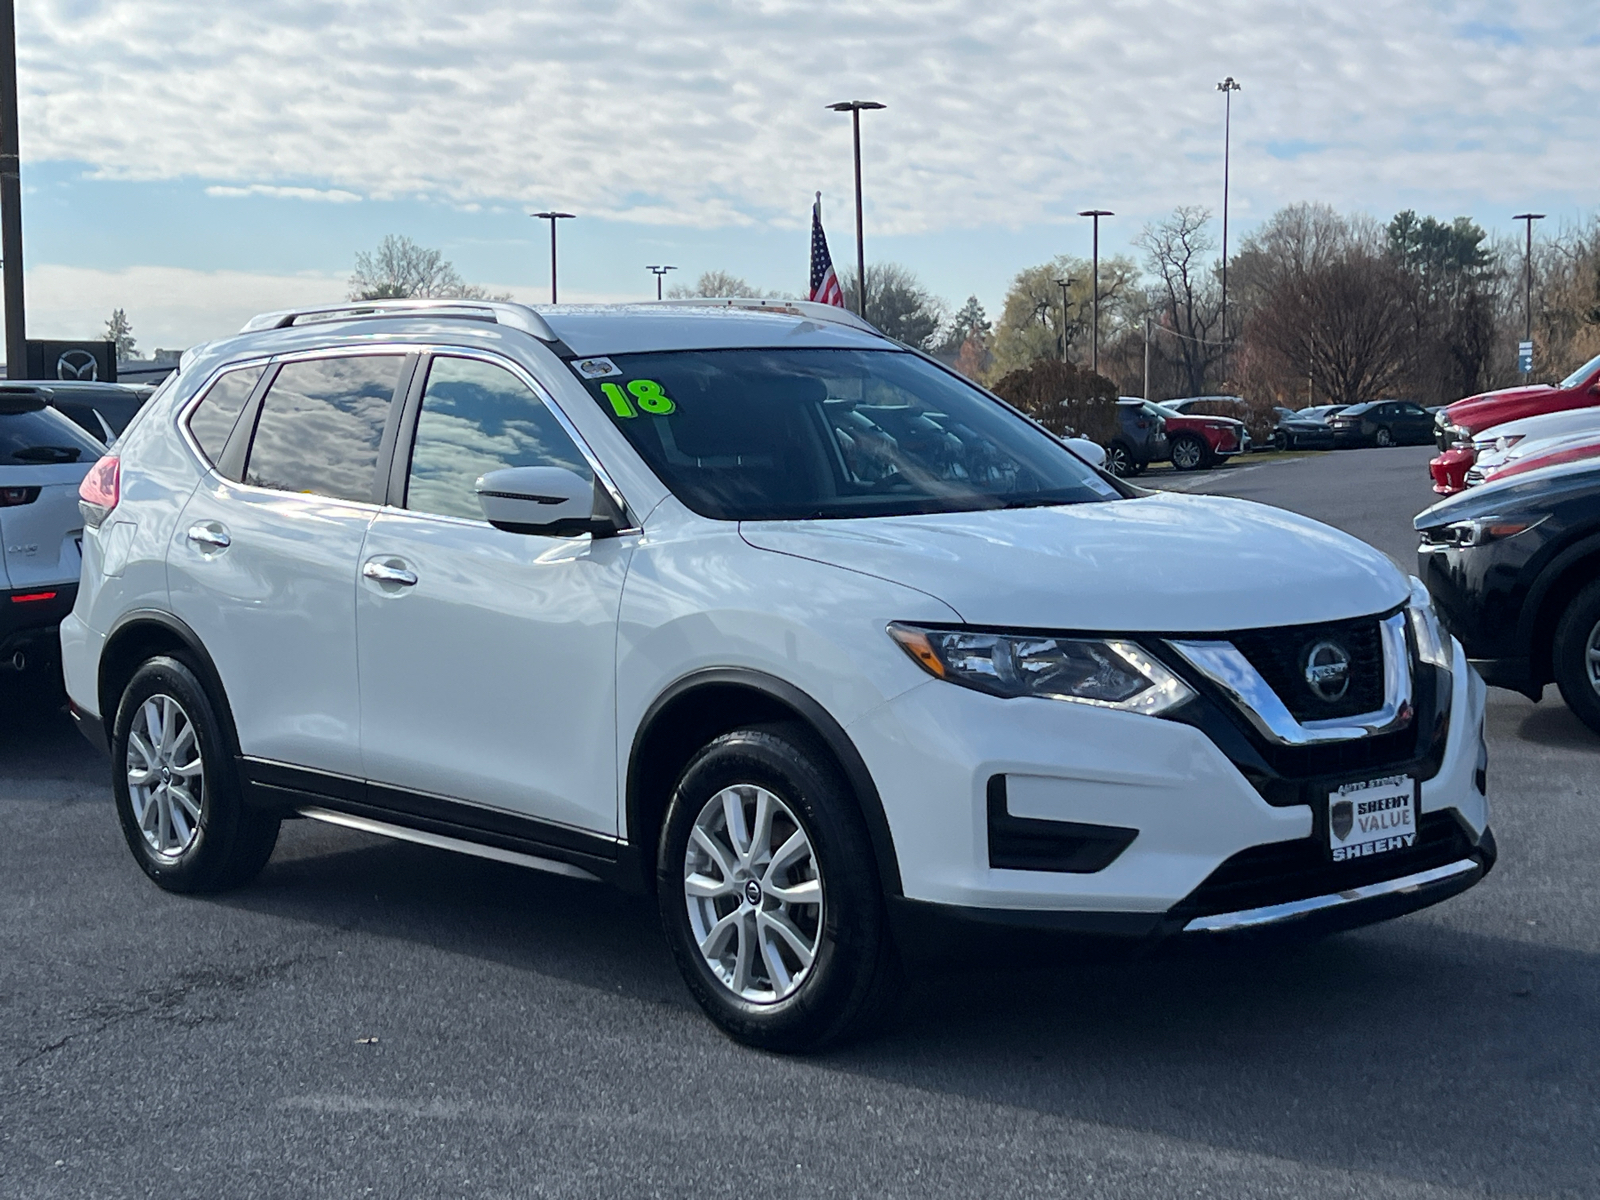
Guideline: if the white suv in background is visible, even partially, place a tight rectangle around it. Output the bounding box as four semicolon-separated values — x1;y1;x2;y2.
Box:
63;299;1493;1050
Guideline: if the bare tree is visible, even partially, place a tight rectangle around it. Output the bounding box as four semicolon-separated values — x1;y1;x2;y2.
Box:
666;270;762;298
1248;251;1413;406
1141;208;1226;395
349;235;508;301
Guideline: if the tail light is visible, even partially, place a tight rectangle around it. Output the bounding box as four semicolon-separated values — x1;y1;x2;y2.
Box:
0;486;40;507
78;454;120;528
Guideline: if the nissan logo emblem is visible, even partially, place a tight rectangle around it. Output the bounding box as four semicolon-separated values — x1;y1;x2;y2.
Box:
56;349;100;381
1304;640;1352;702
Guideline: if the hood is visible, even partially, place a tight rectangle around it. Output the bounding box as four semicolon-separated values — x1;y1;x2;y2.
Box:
741;493;1408;633
1445;385;1559;432
1417;459;1600;529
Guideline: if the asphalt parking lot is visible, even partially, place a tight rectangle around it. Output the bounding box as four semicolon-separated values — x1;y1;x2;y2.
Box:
3;445;1597;1199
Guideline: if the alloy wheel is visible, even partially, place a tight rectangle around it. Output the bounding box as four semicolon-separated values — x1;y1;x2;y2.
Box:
1172;438;1203;470
126;693;205;858
1587;619;1600;699
1106;445;1130;476
1376;427;1394;447
683;784;823;1004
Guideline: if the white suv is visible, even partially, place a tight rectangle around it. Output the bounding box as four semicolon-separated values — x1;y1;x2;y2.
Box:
63;299;1494;1050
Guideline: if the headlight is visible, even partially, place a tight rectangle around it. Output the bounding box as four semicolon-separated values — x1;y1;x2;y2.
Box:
886;624;1196;716
1423;514;1546;548
1407;579;1452;670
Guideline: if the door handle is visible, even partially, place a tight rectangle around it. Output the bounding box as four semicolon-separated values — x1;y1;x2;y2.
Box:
186;522;231;550
362;559;418;587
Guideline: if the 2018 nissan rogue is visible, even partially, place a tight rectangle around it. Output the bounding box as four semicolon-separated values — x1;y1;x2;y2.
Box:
62;298;1494;1050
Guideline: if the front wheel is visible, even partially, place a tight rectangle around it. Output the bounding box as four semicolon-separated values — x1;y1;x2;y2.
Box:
1553;580;1600;736
657;725;901;1052
1375;426;1395;448
111;656;280;893
1170;435;1207;472
1272;430;1290;452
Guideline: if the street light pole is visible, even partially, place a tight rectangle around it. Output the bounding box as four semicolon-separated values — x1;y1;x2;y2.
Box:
827;100;885;322
1512;212;1545;377
646;265;677;299
0;0;25;376
1053;277;1075;363
531;211;575;304
1216;77;1241;347
1077;210;1113;375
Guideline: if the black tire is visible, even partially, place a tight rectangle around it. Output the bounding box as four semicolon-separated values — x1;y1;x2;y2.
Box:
657;724;901;1052
1375;426;1394;448
1272;430;1290;452
111;655;280;893
1170;434;1207;472
1104;441;1133;477
1128;459;1147;476
1553;579;1600;736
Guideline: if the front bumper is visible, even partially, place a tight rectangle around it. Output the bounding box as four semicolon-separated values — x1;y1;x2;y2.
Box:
850;637;1489;940
1429;448;1474;494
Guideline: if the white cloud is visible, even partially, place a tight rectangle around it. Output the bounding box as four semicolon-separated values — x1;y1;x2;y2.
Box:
204;184;363;202
11;264;636;351
11;1;1597;239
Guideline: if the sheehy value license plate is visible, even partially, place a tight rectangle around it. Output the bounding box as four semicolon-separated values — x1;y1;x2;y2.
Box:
1328;775;1418;862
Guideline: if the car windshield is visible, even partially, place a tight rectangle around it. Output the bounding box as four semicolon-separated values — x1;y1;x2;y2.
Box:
0;403;105;465
1559;352;1600;390
575;348;1121;521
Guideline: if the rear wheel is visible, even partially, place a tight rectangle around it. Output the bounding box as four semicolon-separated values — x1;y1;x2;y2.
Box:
1104;441;1133;477
1553;580;1600;735
1375;426;1394;447
111;656;279;893
657;725;901;1052
1170;435;1207;472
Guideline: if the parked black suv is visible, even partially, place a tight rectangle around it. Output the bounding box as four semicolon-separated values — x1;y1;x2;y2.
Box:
1416;460;1600;732
0;382;153;443
1103;397;1168;476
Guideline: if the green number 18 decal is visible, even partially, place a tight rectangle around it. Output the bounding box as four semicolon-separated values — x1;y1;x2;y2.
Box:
600;379;676;418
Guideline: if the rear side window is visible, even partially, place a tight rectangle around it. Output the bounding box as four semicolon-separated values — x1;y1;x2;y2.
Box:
244;355;404;502
186;366;264;466
0;403;104;465
405;356;592;521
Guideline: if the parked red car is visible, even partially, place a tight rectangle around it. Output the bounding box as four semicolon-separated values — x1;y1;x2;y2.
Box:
1153;401;1249;471
1429;352;1600;493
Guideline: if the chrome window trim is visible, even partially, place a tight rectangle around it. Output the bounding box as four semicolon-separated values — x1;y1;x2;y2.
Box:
175;354;277;473
1182;858;1479;933
406;344;641;534
1167;612;1412;745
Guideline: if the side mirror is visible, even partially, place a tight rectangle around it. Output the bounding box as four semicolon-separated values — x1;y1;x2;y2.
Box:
1064;437;1108;469
475;466;622;537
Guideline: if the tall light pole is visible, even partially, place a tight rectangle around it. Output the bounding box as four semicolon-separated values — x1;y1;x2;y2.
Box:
1054;277;1075;363
1077;210;1113;375
1512;212;1545;377
531;211;575;304
1216;77;1241;347
646;265;676;299
826;100;885;322
0;0;25;376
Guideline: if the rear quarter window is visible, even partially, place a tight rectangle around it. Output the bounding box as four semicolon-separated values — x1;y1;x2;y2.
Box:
186;366;265;468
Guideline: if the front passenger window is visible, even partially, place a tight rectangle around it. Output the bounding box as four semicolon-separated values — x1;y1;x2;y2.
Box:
405;356;593;522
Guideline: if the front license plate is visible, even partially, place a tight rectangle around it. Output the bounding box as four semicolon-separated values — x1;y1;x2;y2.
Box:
1328;774;1418;862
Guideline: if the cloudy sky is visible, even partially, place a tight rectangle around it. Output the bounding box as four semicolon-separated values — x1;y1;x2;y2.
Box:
6;0;1597;352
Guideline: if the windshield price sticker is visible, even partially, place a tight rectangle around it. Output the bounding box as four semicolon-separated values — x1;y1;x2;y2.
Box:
1328;774;1417;862
600;379;676;418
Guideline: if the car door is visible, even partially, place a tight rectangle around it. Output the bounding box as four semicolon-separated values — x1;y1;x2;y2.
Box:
1396;402;1432;444
167;351;411;778
355;351;635;836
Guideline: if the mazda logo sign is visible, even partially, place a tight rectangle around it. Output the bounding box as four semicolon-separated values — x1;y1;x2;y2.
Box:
56;349;100;381
1303;640;1352;702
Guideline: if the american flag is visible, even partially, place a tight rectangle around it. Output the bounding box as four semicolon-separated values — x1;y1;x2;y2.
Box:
808;193;845;308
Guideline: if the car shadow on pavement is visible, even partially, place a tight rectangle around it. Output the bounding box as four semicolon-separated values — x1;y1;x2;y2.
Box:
214;821;1600;1197
1509;695;1600;749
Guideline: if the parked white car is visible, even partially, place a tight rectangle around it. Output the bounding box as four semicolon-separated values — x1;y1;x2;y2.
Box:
1;391;105;678
1466;406;1600;484
63;299;1493;1050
